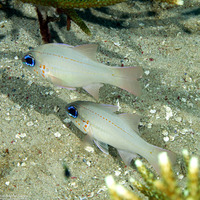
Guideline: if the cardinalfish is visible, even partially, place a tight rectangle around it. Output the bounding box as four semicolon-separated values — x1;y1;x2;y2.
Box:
66;101;176;174
22;43;143;99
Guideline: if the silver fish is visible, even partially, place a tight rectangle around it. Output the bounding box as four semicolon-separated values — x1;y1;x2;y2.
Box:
66;101;176;174
22;43;143;99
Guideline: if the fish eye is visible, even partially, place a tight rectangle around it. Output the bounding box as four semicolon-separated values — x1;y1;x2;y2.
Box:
67;105;78;118
23;54;35;67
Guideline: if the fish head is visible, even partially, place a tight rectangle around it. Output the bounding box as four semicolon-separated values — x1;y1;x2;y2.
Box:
66;101;90;134
22;47;50;79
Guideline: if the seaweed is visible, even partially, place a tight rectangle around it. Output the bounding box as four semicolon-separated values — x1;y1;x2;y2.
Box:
17;0;183;43
106;150;199;200
19;0;126;42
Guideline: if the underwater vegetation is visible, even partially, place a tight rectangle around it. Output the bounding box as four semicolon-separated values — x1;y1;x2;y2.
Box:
18;0;126;42
106;150;199;200
15;0;183;42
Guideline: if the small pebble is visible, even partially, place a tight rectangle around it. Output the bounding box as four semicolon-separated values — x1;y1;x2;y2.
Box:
69;94;77;100
54;106;60;113
180;128;188;135
26;121;33;126
178;174;184;180
5;181;10;186
114;42;120;47
21;162;26;167
54;132;61;138
162;130;168;136
20;133;26;138
175;116;182;122
87;192;94;198
150;109;156;114
181;98;187;102
27;80;33;86
5;117;11;121
139;23;145;26
115;170;121;176
63;118;71;123
86;161;91;167
163;136;169;142
15;104;21;110
147;123;152;128
164;106;173;120
49;91;54;95
144;70;150;75
169;135;175;141
85;146;94;153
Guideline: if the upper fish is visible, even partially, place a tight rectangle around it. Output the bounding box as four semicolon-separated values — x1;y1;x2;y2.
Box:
22;43;143;99
66;101;176;174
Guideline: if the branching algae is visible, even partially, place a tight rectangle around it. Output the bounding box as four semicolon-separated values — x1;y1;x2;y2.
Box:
17;0;183;42
19;0;126;42
106;150;199;200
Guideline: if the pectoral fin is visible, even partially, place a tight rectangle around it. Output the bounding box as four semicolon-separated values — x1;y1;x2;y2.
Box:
118;149;138;165
93;140;109;155
49;74;76;90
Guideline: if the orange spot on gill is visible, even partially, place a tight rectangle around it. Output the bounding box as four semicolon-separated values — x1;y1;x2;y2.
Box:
43;65;45;69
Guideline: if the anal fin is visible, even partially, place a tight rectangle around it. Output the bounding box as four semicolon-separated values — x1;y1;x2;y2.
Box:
83;83;103;100
118;149;138;165
94;140;109;155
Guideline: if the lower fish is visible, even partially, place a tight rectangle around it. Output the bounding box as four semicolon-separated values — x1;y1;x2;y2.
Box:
22;43;143;99
66;101;176;174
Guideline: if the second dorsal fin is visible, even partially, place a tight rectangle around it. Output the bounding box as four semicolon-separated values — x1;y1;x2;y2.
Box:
74;44;98;61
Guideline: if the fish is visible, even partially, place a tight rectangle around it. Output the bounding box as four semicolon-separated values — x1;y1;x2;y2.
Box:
66;101;176;174
22;43;143;99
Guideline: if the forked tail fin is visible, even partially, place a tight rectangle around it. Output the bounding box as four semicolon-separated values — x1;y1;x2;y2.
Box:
111;66;143;96
144;144;177;175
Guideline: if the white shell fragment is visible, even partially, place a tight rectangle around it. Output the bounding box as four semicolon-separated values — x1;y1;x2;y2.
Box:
147;123;152;128
26;121;34;126
54;132;61;137
164;105;173;120
5;181;10;186
180;128;189;135
162;130;168;136
163;136;169;142
150;109;156;114
115;170;121;176
175;116;182;122
84;146;94;153
15;133;27;138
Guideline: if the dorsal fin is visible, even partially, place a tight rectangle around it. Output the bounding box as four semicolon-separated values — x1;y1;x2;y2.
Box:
96;104;119;113
73;44;98;61
118;113;141;132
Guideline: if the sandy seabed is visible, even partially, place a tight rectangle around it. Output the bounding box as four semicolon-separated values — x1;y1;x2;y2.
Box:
0;0;200;199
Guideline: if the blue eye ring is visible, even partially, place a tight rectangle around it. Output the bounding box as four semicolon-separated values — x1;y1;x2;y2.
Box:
67;105;78;119
23;54;35;67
